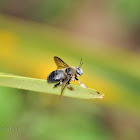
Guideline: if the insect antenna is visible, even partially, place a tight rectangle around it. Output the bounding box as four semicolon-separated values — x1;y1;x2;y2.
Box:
79;58;83;67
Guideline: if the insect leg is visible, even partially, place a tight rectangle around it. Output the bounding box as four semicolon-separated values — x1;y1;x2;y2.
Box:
67;83;74;91
53;82;60;88
59;76;71;98
76;78;88;88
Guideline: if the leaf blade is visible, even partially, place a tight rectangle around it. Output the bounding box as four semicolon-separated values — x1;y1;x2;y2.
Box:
0;73;104;99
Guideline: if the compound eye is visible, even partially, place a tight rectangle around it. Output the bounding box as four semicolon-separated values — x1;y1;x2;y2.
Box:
77;69;83;75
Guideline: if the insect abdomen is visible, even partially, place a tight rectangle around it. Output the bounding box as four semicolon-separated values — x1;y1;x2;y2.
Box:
47;70;65;83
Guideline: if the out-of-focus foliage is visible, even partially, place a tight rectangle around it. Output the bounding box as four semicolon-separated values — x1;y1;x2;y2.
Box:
112;0;140;26
0;87;23;140
0;0;76;23
28;0;74;21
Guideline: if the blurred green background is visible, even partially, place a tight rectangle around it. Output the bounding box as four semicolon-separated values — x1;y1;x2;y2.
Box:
0;0;140;140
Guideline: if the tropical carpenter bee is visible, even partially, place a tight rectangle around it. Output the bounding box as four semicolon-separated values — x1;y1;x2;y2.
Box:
47;56;87;97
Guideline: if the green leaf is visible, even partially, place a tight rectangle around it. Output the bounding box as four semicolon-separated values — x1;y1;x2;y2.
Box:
0;73;103;99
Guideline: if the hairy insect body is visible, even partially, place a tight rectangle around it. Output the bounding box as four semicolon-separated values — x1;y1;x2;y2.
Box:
66;67;77;81
48;67;76;83
47;70;66;83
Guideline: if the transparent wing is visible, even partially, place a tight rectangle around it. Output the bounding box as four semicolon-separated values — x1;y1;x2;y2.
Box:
54;56;69;69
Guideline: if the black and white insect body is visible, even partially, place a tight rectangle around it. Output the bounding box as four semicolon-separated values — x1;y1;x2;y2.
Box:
47;56;87;97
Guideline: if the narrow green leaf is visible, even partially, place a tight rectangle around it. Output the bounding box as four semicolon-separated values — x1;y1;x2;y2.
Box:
0;73;104;99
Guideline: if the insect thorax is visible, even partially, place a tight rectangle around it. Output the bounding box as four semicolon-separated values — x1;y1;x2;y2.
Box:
65;67;76;75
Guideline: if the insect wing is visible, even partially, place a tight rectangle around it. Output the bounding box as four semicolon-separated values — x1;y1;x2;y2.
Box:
54;56;69;69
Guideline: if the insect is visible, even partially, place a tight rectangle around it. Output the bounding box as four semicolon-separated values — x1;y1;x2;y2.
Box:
47;56;87;97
